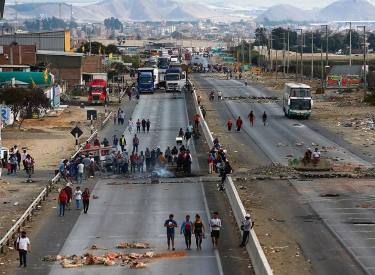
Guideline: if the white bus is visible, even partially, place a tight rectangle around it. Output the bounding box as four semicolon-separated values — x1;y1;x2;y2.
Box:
283;83;313;119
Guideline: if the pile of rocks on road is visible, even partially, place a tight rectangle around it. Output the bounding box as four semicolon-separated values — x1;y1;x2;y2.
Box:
243;162;299;180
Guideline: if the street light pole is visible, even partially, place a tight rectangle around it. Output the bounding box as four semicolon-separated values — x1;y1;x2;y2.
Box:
358;26;367;100
287;27;290;74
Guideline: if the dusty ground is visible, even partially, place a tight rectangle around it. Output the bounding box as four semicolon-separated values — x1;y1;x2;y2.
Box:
191;71;375;274
1;70;374;274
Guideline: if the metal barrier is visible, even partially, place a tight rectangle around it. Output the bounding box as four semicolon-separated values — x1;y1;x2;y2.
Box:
0;187;46;253
100;111;113;130
0;109;114;254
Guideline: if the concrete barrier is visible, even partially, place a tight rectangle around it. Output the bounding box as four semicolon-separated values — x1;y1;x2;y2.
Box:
225;176;273;275
191;77;273;275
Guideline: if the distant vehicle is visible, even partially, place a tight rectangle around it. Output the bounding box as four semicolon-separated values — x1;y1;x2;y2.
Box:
137;69;154;94
203;52;209;58
87;73;108;105
165;67;186;92
335;49;343;55
283;83;313;119
185;53;191;60
151;49;158;56
158;55;170;69
195;56;199;59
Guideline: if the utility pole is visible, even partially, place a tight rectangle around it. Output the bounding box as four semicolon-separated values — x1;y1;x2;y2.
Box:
358;26;367;100
294;29;303;82
347;22;352;66
15;1;18;30
281;33;286;78
275;50;278;80
249;40;251;64
321;24;329;66
59;3;61;20
88;24;91;56
287;27;289;74
311;32;314;79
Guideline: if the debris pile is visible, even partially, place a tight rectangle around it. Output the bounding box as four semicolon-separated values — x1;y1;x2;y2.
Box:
116;242;150;249
42;251;157;269
246;162;298;176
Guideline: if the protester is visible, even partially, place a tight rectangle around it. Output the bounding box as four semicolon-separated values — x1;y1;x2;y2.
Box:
164;214;178;251
210;212;221;250
15;231;31;268
180;215;193;250
239;214;254;247
58;188;67;217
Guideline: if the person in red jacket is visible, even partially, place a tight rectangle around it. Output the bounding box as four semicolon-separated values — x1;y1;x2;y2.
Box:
236;117;243;132
58;188;67;217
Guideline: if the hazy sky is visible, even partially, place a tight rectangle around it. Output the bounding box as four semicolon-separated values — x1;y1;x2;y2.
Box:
10;0;375;9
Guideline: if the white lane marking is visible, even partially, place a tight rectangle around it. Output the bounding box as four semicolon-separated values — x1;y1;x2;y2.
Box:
200;178;224;275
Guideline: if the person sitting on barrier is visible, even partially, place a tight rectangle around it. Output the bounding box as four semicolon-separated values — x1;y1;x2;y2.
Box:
312;148;321;166
302;148;312;165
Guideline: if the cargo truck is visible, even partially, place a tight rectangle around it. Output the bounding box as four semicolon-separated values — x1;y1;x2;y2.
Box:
87;73;108;105
137;69;155;94
165;68;186;92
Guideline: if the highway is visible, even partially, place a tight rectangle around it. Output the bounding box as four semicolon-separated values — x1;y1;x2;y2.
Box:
12;91;252;275
197;77;372;168
193;72;370;275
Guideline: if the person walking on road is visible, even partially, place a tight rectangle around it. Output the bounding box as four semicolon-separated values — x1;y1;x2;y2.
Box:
138;151;145;172
248;111;255;126
146;119;151;133
58;188;67;217
82;188;90;214
74;186;82;210
128;118;134;134
113;135;119;152
239;213;254;247
120;135;126;152
132;134;139;153
164;214;178;251
210;212;221;250
184;130;192;148
227;118;233;131
192;214;206;250
141;118;146;133
77;161;84;184
16;230;30;267
236;117;243;132
207;153;215;174
217;90;222;100
136;119;141;133
64;183;73;211
145;148;151;171
180;215;193;250
262;111;267;126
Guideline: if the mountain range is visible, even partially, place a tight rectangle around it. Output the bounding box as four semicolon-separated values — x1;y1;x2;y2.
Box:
4;0;375;22
255;0;375;22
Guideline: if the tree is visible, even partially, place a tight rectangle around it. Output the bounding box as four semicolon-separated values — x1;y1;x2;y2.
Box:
171;31;183;39
368;33;375;50
106;44;120;54
0;87;50;127
254;28;268;47
104;17;123;31
69;20;78;30
344;30;361;49
328;33;344;52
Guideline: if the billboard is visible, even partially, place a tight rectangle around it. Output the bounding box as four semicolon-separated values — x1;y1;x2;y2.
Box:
326;75;360;89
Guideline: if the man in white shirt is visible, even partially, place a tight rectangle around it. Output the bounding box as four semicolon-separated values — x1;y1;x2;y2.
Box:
74;186;82;209
16;231;31;267
77;162;84;184
312;148;321;166
210;212;221;250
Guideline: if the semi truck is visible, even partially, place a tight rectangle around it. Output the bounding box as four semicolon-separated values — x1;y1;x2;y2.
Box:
137;69;155;94
87;73;108;105
165;67;186;92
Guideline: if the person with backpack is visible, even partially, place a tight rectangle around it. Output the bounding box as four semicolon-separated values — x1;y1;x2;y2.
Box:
180;215;193;250
15;231;31;267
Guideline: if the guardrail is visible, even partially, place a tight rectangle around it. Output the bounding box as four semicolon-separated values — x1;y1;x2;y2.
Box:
0;111;113;254
191;77;272;275
100;111;113;130
0;187;46;253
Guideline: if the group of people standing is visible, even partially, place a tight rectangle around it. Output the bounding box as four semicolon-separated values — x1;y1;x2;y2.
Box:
226;111;268;132
164;212;221;251
57;184;91;216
